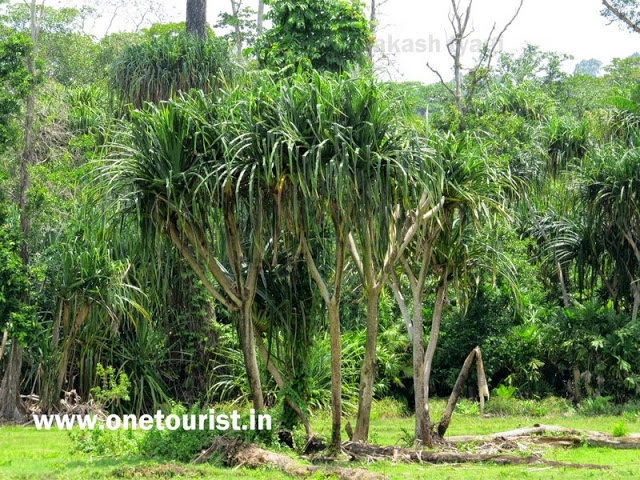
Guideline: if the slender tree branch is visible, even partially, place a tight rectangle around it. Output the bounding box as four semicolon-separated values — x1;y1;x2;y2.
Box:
602;0;640;34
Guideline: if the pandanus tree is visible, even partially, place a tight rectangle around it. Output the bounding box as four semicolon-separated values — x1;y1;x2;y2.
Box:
346;107;438;442
107;90;268;409
579;144;640;321
107;80;322;425
390;132;513;445
257;72;432;449
39;213;147;412
111;32;232;109
264;73;377;450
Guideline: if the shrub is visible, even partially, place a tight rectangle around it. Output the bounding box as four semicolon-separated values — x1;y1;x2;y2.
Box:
70;428;139;456
494;384;517;399
370;397;408;420
137;403;216;462
612;420;629;437
578;396;616;416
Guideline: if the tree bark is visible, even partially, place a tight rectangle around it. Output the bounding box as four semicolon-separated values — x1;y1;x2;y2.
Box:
186;0;207;39
422;276;447;445
342;441;609;469
353;286;381;442
411;285;426;442
301;223;346;453
257;0;264;34
0;330;7;360
229;0;243;58
239;301;264;410
367;0;377;61
328;299;343;451
437;346;484;437
632;284;640;323
0;342;25;422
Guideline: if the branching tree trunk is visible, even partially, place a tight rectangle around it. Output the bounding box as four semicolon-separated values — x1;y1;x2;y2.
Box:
437;346;488;437
389;201;443;444
300;208;347;453
426;0;523;118
422;273;448;445
229;0;244;58
167;209;266;410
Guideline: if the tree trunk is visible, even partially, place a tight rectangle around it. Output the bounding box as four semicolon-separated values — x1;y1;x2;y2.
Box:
0;0;38;422
0;330;8;360
437;346;484;437
411;287;426;442
238;303;264;410
257;0;264;33
328;300;343;451
353;287;381;442
367;0;377;61
422;277;447;445
186;0;207;39
301;223;346;453
230;0;243;58
632;283;640;323
0;342;25;422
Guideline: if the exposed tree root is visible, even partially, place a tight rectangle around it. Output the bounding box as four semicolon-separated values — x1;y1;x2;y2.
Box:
193;437;387;480
195;434;611;476
341;441;609;469
447;424;640;449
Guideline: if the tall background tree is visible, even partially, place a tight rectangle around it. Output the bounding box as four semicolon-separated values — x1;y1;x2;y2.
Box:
186;0;207;38
602;0;640;34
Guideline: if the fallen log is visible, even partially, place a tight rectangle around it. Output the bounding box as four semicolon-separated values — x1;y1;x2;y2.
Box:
194;437;386;480
447;424;640;449
341;441;609;469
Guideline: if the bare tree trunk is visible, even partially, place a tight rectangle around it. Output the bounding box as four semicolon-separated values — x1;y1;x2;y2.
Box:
239;299;265;410
353;287;381;442
0;343;24;422
632;284;640;323
0;330;8;360
437;346;484;437
257;0;264;33
230;0;243;58
186;0;207;39
422;276;447;445
411;286;426;442
328;299;343;450
557;263;571;309
367;0;377;61
301;222;346;453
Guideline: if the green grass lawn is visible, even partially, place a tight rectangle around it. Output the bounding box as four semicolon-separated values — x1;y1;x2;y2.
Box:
2;400;640;479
